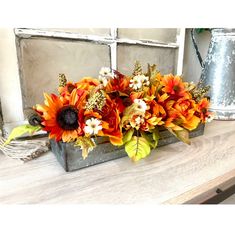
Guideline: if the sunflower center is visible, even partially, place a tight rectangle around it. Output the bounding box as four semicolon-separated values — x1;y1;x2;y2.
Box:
173;85;180;92
57;106;79;130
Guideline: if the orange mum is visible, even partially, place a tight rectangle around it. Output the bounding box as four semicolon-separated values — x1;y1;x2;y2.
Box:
165;98;200;131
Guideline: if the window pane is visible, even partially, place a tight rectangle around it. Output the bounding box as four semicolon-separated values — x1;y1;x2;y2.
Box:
118;28;178;43
117;44;177;75
18;38;110;108
39;28;111;36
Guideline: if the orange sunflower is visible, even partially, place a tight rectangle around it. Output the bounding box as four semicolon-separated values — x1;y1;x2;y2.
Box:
35;89;84;142
161;74;188;98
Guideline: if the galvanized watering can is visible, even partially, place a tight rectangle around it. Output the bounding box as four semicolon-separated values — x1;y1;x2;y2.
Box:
191;28;235;120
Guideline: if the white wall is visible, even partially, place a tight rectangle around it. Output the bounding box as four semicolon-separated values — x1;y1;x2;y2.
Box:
0;28;24;125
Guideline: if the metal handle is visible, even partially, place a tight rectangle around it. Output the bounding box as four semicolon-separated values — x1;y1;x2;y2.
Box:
191;29;205;68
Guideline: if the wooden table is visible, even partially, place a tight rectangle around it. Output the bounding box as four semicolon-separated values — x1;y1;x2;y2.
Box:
0;120;235;204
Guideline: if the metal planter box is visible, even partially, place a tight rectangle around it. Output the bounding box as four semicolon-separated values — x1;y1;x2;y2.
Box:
50;124;205;172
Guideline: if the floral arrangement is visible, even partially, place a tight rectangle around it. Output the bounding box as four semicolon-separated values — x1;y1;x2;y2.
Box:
6;62;212;161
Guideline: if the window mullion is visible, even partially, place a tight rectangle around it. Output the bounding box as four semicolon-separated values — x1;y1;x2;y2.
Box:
110;28;117;70
176;28;186;75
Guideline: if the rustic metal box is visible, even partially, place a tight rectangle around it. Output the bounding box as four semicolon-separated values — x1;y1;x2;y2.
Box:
50;124;205;172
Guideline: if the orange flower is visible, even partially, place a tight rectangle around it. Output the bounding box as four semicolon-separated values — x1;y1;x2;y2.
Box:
76;77;99;91
141;112;164;131
151;100;166;119
35;89;84;142
165;113;183;131
58;81;77;96
165;98;200;131
196;98;211;122
105;70;130;94
83;95;123;145
99;96;123;145
161;74;188;98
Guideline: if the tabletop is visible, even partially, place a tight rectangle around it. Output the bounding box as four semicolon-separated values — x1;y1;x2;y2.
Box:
0;120;235;204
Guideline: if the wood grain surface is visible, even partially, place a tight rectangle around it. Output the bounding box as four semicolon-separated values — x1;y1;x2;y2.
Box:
0;120;235;204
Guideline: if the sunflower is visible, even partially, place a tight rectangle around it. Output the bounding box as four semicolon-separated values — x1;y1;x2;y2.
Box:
35;89;84;142
161;74;188;98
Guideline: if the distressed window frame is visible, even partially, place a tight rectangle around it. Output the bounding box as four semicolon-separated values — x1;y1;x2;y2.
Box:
14;28;185;73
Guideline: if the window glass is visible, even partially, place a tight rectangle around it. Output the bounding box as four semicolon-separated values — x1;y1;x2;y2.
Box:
117;44;177;75
19;38;110;108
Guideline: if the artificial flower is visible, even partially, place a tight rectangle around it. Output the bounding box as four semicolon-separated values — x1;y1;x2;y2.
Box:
76;77;99;91
99;67;113;78
105;70;130;94
35;89;84;142
21;62;211;162
134;99;148;112
98;75;108;87
165;98;200;131
129;75;143;90
58;81;77;96
140;75;150;86
196;98;211;122
96;95;123;145
84;118;102;135
161;74;187;98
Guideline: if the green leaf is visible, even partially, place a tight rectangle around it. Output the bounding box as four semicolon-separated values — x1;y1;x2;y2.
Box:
152;128;160;148
140;127;160;149
122;128;134;144
4;124;42;145
125;136;151;161
140;131;155;148
74;136;96;159
167;128;191;145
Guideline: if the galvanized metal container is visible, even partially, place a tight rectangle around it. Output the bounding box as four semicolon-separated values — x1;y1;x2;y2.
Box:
50;124;205;172
192;28;235;120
